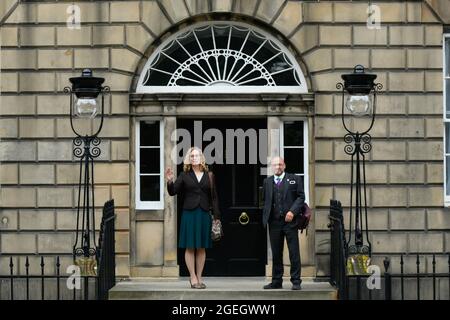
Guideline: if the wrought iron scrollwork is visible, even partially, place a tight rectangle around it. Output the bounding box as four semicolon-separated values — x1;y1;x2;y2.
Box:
90;137;101;159
72;136;102;159
74;247;97;257
360;134;372;153
343;133;372;156
344;134;356;155
74;248;84;257
348;244;370;256
73;137;84;158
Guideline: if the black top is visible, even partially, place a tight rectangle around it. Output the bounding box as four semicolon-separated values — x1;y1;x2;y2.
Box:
167;170;221;219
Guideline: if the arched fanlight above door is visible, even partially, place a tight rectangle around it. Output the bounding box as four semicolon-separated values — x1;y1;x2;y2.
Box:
136;22;308;94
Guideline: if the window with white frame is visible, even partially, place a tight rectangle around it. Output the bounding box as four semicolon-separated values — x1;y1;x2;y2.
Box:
136;120;164;210
136;21;308;94
281;120;309;204
444;34;450;204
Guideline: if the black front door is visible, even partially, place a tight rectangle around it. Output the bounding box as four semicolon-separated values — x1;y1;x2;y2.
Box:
176;118;267;276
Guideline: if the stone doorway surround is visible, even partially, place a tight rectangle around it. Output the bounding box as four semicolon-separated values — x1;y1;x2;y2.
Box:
128;93;316;278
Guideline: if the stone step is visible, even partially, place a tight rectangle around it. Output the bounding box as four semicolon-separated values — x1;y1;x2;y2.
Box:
109;277;337;300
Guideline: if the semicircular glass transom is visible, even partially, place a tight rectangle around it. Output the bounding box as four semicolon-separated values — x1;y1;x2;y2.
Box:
137;22;308;94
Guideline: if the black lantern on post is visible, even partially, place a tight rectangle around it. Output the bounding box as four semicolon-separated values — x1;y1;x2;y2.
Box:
64;69;109;281
336;65;382;273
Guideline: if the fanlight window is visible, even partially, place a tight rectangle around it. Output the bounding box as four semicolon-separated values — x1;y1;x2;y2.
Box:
137;22;307;93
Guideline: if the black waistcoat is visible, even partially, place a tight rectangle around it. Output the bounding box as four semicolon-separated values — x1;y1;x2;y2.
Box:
270;179;285;220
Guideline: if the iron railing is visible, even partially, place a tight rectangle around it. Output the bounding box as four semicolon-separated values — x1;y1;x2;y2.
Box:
328;199;348;299
0;256;97;300
0;199;115;300
96;199;116;300
346;254;450;300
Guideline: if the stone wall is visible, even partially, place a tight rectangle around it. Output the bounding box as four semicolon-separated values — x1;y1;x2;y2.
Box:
303;1;449;275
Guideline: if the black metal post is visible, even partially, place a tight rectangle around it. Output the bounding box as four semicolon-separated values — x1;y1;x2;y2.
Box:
343;131;371;251
356;276;361;300
383;257;391;300
9;257;14;300
416;254;420;300
336;66;381;260
56;256;61;301
329;200;348;300
400;254;404;300
432;254;436;300
40;256;45;300
64;70;109;296
71;135;101;300
25;257;30;300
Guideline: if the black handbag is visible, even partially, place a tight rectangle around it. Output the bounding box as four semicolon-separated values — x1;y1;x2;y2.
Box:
208;172;223;241
298;203;312;234
211;217;223;241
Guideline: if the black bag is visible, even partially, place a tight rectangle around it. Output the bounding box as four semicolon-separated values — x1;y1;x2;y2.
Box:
211;217;223;241
208;172;223;241
298;203;312;234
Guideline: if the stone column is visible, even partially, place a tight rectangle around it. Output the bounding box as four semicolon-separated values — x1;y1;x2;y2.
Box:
299;116;315;276
267;116;282;163
265;115;281;277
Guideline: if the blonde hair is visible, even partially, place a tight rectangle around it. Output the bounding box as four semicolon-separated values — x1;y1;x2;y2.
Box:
183;146;209;172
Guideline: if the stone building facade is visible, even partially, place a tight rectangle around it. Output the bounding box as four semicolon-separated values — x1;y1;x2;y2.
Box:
0;0;449;283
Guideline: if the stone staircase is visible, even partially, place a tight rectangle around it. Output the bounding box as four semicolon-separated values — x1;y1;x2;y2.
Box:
109;277;337;300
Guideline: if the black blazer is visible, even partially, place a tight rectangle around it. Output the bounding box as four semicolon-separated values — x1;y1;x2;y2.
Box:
262;173;305;227
167;170;221;219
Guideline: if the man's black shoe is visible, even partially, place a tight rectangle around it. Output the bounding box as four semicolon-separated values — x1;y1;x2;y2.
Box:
291;283;302;290
263;283;282;289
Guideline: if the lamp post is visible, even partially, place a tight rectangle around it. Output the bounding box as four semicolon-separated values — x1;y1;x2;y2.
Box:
64;69;109;281
336;65;382;262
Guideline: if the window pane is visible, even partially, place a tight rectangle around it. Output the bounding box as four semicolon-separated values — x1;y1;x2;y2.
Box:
447;80;450;119
140;23;304;88
446;123;450;152
140;176;160;201
284;148;304;174
284;121;304;146
194;25;214;51
447;156;450;196
140;121;160;146
140;148;160;174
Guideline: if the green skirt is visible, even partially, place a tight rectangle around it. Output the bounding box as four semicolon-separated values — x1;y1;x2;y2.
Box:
179;207;212;249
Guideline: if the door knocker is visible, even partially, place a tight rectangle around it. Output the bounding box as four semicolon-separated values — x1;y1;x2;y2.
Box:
239;212;249;225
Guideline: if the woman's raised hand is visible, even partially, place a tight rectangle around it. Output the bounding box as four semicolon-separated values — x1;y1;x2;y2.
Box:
165;167;174;182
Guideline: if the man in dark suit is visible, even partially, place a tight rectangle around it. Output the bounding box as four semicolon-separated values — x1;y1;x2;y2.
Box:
262;157;305;290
